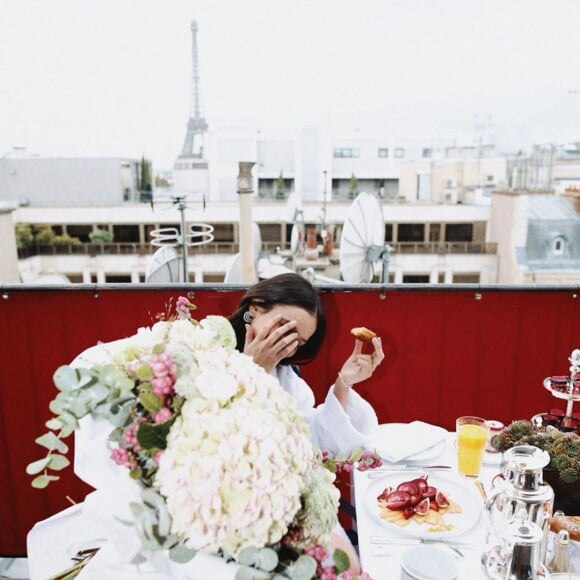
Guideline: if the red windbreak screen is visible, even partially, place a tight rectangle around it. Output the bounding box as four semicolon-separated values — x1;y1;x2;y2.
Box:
0;285;577;555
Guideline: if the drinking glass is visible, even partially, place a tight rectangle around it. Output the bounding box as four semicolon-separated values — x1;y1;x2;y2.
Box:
456;416;488;477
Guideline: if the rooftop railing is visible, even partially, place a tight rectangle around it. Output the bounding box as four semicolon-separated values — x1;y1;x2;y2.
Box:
1;283;578;555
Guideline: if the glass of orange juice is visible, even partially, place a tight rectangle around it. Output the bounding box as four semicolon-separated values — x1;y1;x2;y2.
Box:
456;416;489;477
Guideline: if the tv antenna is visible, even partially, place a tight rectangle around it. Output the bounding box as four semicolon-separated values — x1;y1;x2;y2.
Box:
149;194;214;282
285;192;305;256
339;192;391;283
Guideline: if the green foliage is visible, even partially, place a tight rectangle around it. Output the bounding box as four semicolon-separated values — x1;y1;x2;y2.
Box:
27;364;138;488
348;173;358;200
33;226;81;246
89;228;114;243
491;421;580;483
275;171;286;200
155;174;170;188
15;223;34;248
34;225;57;245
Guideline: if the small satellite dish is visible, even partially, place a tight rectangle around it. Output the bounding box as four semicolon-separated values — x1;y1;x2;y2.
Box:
285;192;303;223
223;253;242;283
290;223;302;255
31;273;71;284
145;246;183;283
339;192;391;283
256;254;294;280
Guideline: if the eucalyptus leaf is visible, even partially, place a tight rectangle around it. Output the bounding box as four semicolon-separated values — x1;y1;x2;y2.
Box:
31;474;60;488
168;544;197;564
255;548;278;572
99;365;135;393
237;547;259;566
287;555;316;580
26;456;51;475
53;366;80;392
83;383;110;408
35;432;69;453
235;567;273;580
48;454;71;471
76;367;97;388
45;417;62;430
332;548;350;574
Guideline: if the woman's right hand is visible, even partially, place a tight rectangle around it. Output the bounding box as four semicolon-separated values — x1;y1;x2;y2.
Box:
243;315;300;373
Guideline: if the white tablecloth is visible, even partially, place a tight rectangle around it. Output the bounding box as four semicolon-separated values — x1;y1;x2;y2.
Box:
353;431;505;580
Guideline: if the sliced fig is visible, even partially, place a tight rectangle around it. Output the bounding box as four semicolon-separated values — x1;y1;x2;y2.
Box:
422;486;437;499
403;506;415;520
435;490;449;508
385;490;411;510
429;500;439;512
414;497;430;515
397;481;420;496
409;493;422;507
411;477;428;493
377;486;394;501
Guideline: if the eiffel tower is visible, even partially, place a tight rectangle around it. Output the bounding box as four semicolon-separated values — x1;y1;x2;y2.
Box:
179;20;208;159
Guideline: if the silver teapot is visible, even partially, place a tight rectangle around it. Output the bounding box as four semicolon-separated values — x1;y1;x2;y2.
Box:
486;445;554;563
483;517;551;579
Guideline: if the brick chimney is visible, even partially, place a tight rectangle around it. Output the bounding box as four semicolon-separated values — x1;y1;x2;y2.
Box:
562;187;580;214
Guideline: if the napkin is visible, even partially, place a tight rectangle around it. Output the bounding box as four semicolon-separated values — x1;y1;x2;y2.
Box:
372;421;448;463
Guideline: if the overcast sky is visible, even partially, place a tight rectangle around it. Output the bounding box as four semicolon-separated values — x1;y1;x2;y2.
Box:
1;0;580;170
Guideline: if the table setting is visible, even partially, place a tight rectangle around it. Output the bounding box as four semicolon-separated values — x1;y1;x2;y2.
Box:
353;418;578;580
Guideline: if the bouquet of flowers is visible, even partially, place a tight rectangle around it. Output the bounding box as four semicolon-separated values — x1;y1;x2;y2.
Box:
27;297;373;579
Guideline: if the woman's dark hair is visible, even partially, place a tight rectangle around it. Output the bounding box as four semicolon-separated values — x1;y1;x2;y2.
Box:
228;273;326;366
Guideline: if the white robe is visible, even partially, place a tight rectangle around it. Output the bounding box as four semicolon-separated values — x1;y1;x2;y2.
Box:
27;337;378;579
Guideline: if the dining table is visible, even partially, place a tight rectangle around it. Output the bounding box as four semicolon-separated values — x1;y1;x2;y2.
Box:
353;427;579;580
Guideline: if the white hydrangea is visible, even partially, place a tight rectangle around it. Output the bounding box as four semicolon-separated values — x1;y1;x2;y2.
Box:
154;348;314;558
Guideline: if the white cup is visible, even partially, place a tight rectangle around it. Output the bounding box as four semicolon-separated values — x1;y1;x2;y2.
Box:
400;545;459;580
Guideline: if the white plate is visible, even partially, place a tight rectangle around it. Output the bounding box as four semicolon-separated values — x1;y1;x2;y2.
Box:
365;471;482;539
372;423;447;463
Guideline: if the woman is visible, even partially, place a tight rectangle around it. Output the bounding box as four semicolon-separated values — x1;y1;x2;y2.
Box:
229;273;384;456
229;273;384;574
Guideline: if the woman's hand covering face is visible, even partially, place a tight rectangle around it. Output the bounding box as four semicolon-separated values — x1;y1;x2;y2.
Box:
243;314;300;373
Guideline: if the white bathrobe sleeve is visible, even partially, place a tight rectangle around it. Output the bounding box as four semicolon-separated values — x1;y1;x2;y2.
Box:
274;365;378;456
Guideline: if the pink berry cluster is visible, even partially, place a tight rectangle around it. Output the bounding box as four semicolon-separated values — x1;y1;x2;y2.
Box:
322;449;382;475
150;353;177;397
110;447;137;468
176;296;193;319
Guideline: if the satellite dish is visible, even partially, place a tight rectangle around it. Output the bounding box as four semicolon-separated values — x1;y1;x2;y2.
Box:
339;192;391;283
290;223;302;255
31;273;71;284
223;253;242;283
145;246;183;283
257;255;294;280
285;192;303;223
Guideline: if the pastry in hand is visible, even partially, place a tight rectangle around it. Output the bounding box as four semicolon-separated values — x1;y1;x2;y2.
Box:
350;326;377;343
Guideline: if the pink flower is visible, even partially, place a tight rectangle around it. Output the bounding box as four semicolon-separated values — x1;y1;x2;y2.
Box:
110;448;130;466
154;407;173;424
320;566;337;580
152;375;174;396
305;545;328;563
176;296;192;319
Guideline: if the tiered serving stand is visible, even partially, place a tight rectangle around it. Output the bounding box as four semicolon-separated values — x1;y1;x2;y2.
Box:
539;349;580;433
